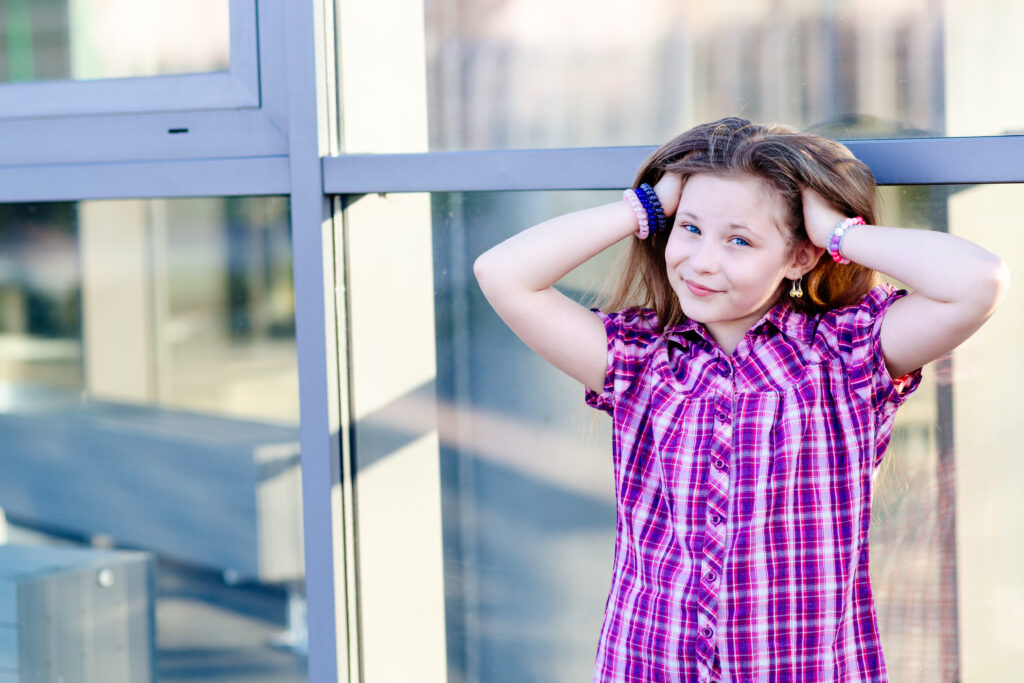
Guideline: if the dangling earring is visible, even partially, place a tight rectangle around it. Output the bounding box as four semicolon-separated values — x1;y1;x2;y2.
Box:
789;276;803;298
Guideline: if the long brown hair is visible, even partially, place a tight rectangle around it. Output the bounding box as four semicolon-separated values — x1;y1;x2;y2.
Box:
604;117;878;330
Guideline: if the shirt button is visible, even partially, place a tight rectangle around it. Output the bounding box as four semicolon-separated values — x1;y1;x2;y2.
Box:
716;361;731;377
715;410;730;423
700;626;714;639
709;513;723;525
713;458;728;471
705;571;718;583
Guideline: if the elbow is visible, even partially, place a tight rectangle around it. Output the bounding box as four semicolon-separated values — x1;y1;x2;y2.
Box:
974;255;1010;317
473;250;493;290
472;251;488;282
992;257;1011;311
473;249;503;300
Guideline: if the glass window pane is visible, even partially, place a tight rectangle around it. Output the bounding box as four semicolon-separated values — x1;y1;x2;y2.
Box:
347;184;1022;680
337;0;1022;152
0;197;307;682
431;191;620;680
871;183;1021;681
928;183;1021;681
0;0;229;83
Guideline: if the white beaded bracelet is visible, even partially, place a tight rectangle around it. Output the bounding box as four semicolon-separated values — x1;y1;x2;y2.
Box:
623;189;649;239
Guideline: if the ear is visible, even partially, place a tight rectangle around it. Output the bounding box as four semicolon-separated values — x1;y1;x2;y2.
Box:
786;240;825;279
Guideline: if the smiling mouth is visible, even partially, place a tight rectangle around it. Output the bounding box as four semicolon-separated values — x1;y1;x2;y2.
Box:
684;279;720;297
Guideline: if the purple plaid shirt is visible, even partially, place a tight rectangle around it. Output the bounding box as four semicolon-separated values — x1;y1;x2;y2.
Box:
585;284;922;683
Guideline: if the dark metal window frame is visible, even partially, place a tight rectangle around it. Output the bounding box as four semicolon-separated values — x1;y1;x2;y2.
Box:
323;135;1024;193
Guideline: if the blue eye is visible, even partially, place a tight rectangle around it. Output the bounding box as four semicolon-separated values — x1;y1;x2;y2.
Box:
682;223;700;235
730;236;750;247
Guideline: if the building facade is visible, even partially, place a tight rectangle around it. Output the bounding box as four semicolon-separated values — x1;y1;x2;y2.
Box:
0;0;1022;681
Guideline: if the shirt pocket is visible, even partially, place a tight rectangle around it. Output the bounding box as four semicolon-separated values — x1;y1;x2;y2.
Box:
758;359;869;564
731;362;841;532
642;392;715;554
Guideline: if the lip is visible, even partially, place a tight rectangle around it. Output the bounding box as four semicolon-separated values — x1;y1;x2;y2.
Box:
684;279;721;297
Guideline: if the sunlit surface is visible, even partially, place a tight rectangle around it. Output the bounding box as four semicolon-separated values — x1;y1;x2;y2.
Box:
339;0;1023;152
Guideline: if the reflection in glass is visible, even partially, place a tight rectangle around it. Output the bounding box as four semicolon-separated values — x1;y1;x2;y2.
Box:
339;0;1022;152
0;197;306;682
939;183;1024;681
0;0;229;83
420;186;1022;681
0;202;81;388
430;191;620;681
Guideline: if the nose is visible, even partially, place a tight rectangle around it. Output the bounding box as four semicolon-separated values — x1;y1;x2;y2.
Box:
688;238;719;274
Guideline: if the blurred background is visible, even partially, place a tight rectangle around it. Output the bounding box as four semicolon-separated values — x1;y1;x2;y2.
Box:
0;0;1021;681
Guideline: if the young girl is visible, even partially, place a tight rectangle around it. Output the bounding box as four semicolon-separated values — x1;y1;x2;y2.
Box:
473;117;1009;682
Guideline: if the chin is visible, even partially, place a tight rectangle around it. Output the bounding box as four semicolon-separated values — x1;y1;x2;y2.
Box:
676;301;710;323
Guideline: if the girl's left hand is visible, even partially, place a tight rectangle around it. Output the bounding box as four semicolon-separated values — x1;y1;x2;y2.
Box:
653;172;683;217
801;187;850;248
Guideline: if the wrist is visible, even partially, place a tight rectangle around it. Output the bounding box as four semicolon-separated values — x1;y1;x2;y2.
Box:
827;216;866;264
608;198;643;241
624;184;667;239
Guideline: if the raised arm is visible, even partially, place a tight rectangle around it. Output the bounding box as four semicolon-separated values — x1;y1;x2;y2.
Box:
474;176;681;393
802;188;1010;378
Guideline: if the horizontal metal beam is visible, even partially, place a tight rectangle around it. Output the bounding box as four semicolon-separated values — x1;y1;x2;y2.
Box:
3;135;1020;203
850;136;1024;185
0;156;290;202
323;136;1024;194
0;108;289;167
323;147;645;193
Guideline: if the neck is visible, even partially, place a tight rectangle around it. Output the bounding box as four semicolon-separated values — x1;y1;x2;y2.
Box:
705;323;744;356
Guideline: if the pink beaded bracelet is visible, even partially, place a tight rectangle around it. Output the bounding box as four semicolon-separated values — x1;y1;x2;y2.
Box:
623;189;650;239
827;216;866;264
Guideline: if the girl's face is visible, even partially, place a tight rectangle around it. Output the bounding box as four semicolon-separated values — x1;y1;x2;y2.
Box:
664;172;816;352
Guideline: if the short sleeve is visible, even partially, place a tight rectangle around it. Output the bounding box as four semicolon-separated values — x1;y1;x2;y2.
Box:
831;283;924;433
584;307;660;415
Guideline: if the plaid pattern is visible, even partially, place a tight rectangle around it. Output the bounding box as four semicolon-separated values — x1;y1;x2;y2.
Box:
585;285;922;683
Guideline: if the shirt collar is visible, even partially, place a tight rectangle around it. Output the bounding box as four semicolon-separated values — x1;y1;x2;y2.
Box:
761;300;815;344
663;318;712;346
664;300;815;347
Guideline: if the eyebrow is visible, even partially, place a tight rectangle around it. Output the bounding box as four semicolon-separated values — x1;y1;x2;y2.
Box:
678;211;753;232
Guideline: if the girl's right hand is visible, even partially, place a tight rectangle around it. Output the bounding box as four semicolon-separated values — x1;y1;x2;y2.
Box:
653;172;683;217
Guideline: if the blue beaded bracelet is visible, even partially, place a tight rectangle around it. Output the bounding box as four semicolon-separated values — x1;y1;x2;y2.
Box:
636;183;667;234
634;188;653;215
639;183;666;233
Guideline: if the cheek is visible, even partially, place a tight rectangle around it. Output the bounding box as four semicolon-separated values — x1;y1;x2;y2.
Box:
727;259;779;293
662;243;677;266
663;234;686;264
663;244;676;265
738;264;788;297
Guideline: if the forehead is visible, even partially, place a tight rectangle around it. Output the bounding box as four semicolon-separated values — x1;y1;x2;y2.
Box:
679;173;788;233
